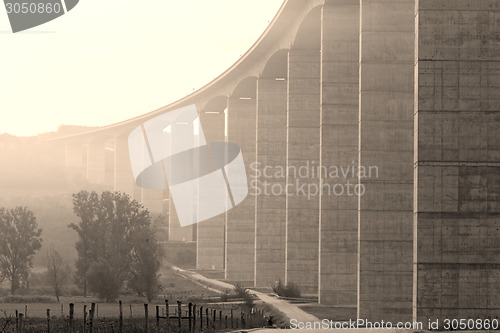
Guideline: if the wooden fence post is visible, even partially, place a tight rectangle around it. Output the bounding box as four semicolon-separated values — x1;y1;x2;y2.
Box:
225;315;228;329
89;303;95;333
177;301;182;331
200;306;203;331
83;305;87;332
24;305;28;319
156;306;160;331
165;300;169;330
219;310;222;329
144;304;148;333
119;301;123;333
192;304;196;332
188;303;192;332
18;313;24;333
205;308;209;327
47;309;51;333
69;303;74;333
230;309;233;328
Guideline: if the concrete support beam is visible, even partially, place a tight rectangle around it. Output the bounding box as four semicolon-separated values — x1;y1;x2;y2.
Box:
225;96;257;282
286;49;321;294
113;136;137;197
196;109;227;271
414;0;500;323
168;203;193;242
86;142;106;184
319;0;359;306
140;189;165;214
254;78;287;287
104;144;115;188
358;0;415;322
64;143;85;172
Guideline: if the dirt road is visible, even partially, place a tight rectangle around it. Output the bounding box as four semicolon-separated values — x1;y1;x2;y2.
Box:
171;266;319;324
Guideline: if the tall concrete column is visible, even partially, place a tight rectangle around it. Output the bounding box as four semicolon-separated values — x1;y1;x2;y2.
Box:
140;188;165;214
64;142;85;172
254;77;287;287
104;143;115;188
225;95;256;282
196;108;226;271
414;1;500;323
113;136;136;197
86;142;106;184
319;0;359;306
358;0;415;322
168;202;193;242
286;49;321;294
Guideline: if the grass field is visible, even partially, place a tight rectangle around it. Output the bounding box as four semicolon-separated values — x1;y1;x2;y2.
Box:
0;298;252;319
0;266;228;319
0;266;271;332
0;311;267;333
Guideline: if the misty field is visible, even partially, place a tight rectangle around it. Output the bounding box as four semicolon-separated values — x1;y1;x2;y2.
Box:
0;266;271;332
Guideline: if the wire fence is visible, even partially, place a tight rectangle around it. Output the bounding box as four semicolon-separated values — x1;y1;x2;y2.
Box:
0;299;270;333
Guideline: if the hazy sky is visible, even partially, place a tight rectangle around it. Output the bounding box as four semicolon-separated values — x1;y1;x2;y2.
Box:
0;0;284;136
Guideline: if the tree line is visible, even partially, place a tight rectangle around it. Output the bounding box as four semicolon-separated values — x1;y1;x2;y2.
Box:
0;190;162;302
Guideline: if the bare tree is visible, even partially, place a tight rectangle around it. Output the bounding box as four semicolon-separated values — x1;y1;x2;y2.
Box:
46;246;69;302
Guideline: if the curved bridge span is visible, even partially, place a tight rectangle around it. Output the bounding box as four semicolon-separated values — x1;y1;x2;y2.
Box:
50;0;500;324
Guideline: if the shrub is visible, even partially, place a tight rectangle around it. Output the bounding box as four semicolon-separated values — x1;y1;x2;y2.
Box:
243;292;255;309
234;284;247;298
283;282;301;298
271;280;301;298
233;284;255;310
271;279;285;296
220;289;231;302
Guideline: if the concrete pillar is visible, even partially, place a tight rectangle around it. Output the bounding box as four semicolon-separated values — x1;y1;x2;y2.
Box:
414;1;500;323
225;95;256;283
140;189;165;214
86;142;106;184
64;142;84;170
196;108;226;271
286;49;321;294
168;202;193;242
104;143;115;188
254;77;287;287
113;136;136;197
358;0;415;322
319;0;359;307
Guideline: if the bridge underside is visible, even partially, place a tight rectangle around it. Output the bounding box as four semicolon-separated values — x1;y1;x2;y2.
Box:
58;0;500;323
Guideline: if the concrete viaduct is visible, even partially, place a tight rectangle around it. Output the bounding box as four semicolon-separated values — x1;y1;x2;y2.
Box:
51;0;500;324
